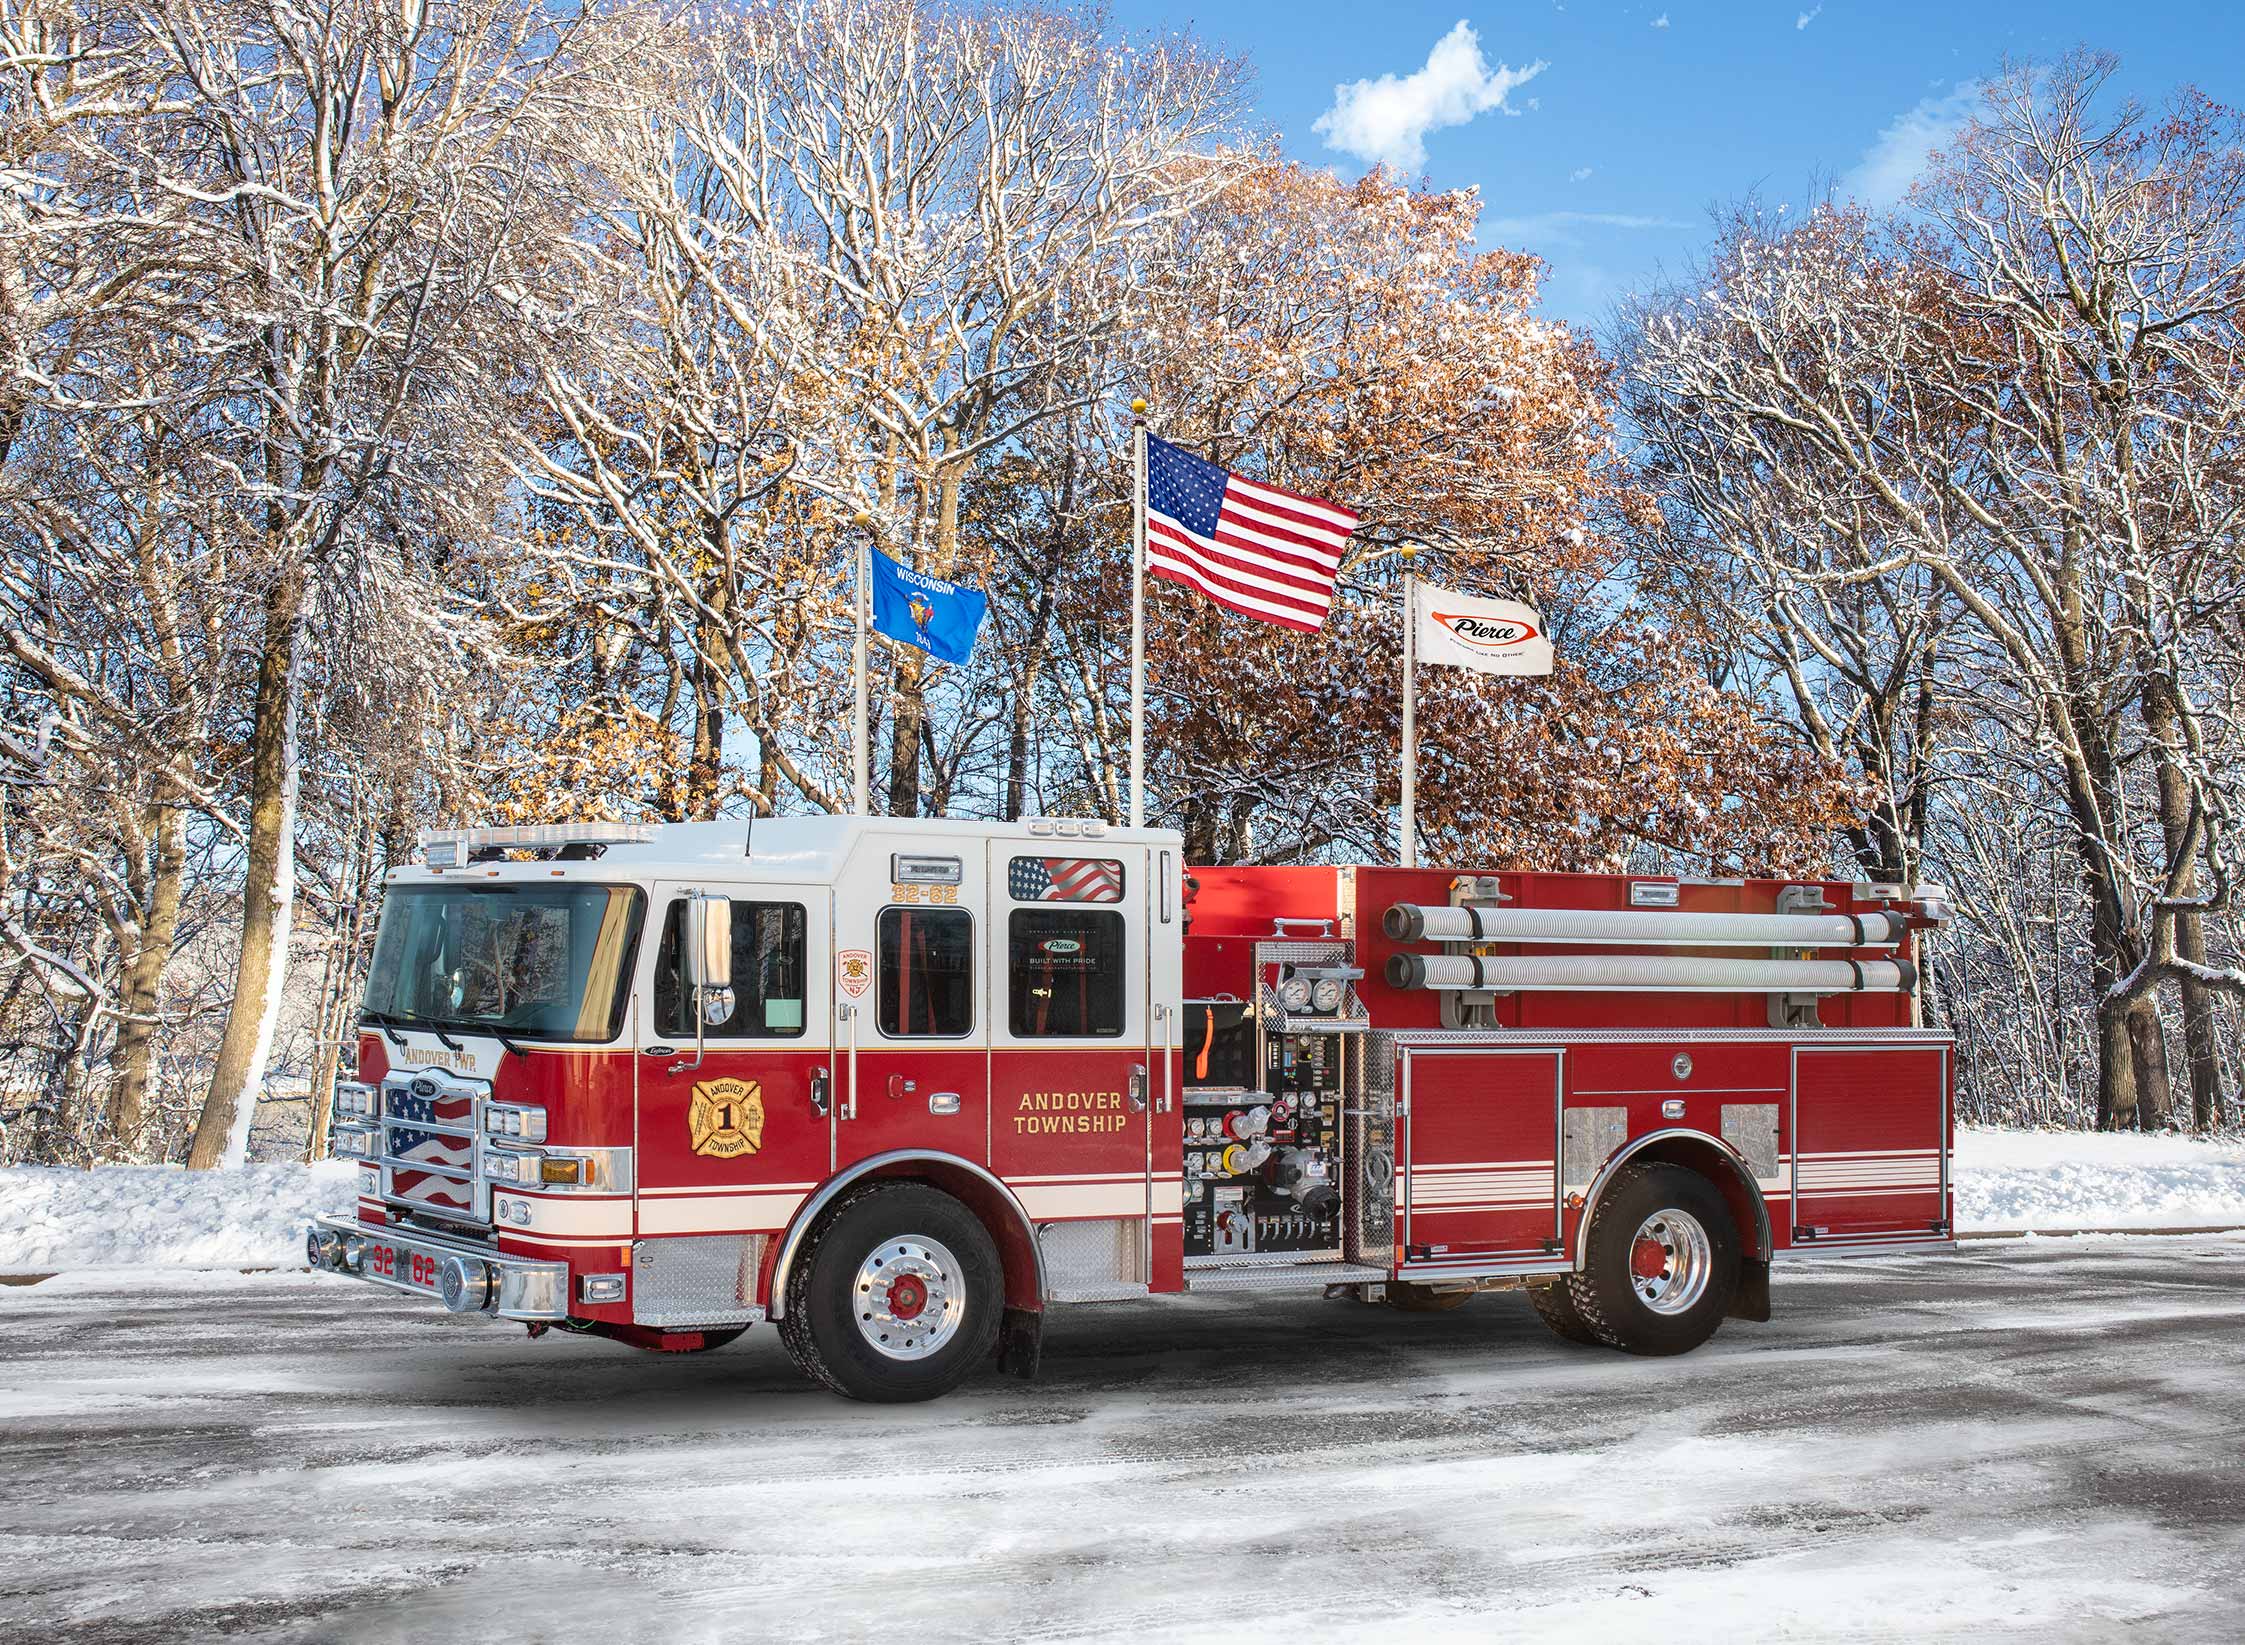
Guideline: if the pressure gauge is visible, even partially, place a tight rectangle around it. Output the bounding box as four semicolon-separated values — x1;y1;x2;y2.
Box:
1310;977;1345;1013
1278;975;1313;1012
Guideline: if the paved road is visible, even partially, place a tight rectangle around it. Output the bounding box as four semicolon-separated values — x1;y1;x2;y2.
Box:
4;1237;2243;1643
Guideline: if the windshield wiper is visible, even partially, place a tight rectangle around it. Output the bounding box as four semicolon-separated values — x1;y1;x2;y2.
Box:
491;1030;528;1060
360;1010;410;1050
432;1026;464;1052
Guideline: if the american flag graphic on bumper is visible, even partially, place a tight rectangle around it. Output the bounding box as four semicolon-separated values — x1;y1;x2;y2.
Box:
385;1085;475;1211
1009;856;1124;903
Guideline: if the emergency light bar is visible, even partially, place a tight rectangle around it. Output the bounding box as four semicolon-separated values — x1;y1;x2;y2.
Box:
420;822;658;868
1382;903;1912;949
1386;952;1918;995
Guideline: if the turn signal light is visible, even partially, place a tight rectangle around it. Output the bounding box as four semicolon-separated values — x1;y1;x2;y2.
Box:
540;1157;586;1186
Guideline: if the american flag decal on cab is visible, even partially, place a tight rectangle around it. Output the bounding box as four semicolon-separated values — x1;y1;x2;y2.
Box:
1009;856;1123;903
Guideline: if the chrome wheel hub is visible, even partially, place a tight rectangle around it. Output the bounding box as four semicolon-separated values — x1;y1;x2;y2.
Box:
852;1234;965;1360
1628;1209;1712;1316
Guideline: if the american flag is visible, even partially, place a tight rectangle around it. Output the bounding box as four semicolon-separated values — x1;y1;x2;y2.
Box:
385;1083;475;1212
1009;856;1124;903
1144;434;1358;633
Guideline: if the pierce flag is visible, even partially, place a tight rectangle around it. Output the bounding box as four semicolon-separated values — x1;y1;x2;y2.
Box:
867;548;987;667
1412;582;1554;676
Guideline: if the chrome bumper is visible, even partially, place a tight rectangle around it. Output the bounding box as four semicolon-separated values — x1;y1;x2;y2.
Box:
307;1214;569;1321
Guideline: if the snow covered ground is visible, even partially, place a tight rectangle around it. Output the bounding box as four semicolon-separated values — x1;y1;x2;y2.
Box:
2;1127;2243;1273
3;1239;2242;1642
0;1160;356;1271
1953;1127;2245;1231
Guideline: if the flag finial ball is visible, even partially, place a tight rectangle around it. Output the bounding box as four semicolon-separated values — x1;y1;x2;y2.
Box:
850;510;871;528
1400;542;1419;560
1130;398;1148;416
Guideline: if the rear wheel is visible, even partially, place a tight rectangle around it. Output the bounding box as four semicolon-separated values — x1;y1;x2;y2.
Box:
1565;1163;1739;1356
1527;1280;1601;1345
777;1183;1003;1402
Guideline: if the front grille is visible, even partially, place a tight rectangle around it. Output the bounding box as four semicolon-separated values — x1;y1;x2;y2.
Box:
377;1071;494;1234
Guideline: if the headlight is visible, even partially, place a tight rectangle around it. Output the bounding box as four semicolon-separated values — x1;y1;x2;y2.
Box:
1278;975;1312;1012
330;1127;376;1160
334;1082;376;1119
483;1103;548;1143
1310;977;1345;1013
483;1151;540;1185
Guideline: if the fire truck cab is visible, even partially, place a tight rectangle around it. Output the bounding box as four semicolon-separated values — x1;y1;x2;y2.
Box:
308;816;1955;1402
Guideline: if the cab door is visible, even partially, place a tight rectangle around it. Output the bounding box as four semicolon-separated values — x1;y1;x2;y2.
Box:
831;840;990;1172
633;882;831;1243
989;841;1151;1295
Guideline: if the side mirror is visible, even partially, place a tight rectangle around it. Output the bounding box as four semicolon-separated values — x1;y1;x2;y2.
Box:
685;895;733;992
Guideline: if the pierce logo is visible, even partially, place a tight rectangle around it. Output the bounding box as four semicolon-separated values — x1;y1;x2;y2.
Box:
1435;612;1541;651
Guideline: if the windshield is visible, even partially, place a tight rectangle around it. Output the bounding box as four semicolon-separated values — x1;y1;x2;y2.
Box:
362;884;644;1043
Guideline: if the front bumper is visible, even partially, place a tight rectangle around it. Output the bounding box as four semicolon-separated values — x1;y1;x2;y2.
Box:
307;1215;569;1321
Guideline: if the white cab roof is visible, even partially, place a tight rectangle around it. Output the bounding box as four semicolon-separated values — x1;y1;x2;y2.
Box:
390;816;1184;889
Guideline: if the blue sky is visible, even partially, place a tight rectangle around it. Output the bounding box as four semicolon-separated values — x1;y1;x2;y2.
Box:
1141;0;2245;333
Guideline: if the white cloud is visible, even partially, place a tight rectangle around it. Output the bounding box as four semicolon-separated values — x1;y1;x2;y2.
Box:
1569;165;1594;182
1796;4;1822;26
1844;81;1981;207
1482;209;1694;249
1313;21;1548;171
1651;12;1670;27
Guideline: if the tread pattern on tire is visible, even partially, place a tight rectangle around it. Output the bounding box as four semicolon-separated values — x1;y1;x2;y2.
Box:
1527;1279;1603;1345
775;1182;887;1398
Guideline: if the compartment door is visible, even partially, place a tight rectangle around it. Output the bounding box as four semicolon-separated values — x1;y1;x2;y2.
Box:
1791;1045;1949;1241
1402;1047;1562;1260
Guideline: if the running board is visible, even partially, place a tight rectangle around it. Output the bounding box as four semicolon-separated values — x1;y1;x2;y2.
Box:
1182;1258;1387;1294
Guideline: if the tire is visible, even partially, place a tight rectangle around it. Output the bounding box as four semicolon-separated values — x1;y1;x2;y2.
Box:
1383;1281;1475;1313
777;1182;1003;1403
1564;1163;1739;1356
1527;1281;1602;1346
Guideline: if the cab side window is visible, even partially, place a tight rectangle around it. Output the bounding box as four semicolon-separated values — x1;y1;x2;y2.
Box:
877;907;973;1037
655;900;807;1038
1009;908;1125;1037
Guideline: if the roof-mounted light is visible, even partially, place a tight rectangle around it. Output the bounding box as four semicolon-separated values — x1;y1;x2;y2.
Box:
420;823;658;868
1025;816;1110;839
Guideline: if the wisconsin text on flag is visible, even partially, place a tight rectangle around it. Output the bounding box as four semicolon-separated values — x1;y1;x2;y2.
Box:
1144;434;1357;632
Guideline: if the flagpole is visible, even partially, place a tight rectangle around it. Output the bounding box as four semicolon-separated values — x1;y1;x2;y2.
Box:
1400;542;1418;869
1129;399;1148;830
850;510;870;816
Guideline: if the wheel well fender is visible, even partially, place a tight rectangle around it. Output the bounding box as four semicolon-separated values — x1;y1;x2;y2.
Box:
1575;1127;1773;1268
763;1150;1047;1319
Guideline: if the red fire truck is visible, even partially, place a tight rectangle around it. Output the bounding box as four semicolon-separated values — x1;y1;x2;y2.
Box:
306;817;1955;1401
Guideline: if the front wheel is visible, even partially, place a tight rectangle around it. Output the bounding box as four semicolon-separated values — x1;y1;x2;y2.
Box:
778;1183;1003;1402
1564;1163;1739;1356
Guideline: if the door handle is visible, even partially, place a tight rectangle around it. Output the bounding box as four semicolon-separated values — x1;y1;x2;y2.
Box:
810;1068;831;1118
887;1074;916;1101
1127;1064;1148;1113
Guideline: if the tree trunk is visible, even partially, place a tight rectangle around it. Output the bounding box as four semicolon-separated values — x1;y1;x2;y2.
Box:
886;645;925;816
188;570;308;1170
2094;992;2137;1131
107;800;187;1153
2125;998;2174;1130
2142;671;2226;1129
684;518;730;819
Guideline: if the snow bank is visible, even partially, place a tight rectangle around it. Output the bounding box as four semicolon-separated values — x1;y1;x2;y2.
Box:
3;1130;2243;1272
0;1162;357;1271
1954;1126;2245;1231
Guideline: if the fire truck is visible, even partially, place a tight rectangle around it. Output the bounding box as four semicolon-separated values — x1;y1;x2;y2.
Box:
306;817;1955;1402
